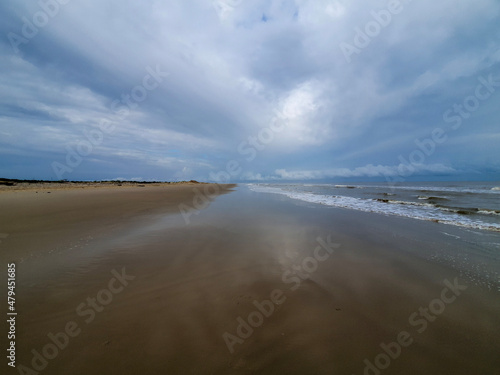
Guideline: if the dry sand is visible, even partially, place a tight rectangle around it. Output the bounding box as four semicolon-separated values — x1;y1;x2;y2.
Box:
1;184;499;374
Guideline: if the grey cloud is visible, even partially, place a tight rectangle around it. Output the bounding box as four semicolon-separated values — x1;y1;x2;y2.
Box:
1;0;499;181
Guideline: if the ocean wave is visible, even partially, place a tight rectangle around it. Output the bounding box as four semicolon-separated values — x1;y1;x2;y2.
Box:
381;200;499;218
417;195;449;201
478;209;500;216
247;185;500;232
376;198;435;208
376;192;395;197
362;185;500;194
438;207;477;215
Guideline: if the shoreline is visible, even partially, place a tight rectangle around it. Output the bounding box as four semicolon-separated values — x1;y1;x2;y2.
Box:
0;178;211;192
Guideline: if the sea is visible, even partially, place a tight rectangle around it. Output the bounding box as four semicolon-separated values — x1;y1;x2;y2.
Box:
248;181;500;232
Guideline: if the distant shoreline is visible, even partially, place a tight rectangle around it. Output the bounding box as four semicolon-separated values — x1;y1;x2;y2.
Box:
0;178;208;192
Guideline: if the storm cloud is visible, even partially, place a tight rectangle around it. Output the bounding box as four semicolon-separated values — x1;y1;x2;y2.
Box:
1;0;499;181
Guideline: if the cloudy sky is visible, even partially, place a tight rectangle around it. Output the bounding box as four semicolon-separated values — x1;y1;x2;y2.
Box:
1;0;499;182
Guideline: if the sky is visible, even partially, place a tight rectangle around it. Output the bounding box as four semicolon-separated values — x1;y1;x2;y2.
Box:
0;0;499;183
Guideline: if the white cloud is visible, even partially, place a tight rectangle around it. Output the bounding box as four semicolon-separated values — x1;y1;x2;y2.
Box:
253;163;458;181
271;80;333;146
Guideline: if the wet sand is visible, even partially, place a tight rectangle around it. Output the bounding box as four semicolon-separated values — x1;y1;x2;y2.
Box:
1;185;499;374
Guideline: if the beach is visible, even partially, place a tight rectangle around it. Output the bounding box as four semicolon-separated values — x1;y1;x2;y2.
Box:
1;183;499;374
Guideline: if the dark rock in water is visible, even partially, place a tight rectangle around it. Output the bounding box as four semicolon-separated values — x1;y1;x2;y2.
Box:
376;198;389;203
